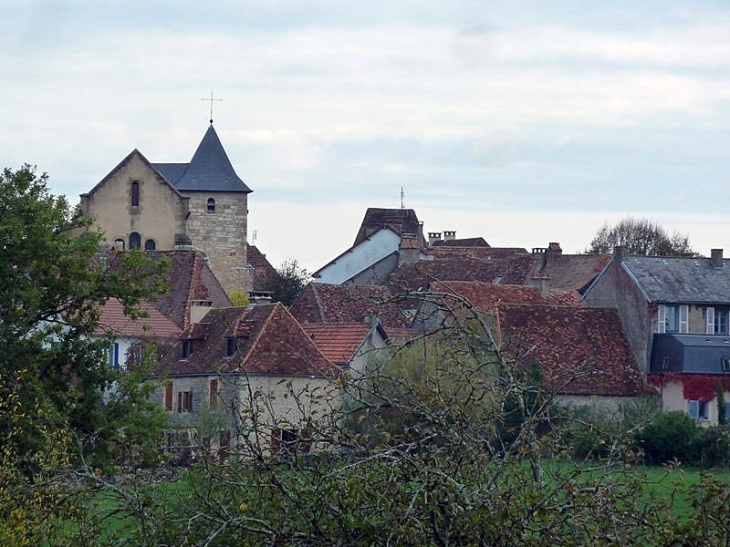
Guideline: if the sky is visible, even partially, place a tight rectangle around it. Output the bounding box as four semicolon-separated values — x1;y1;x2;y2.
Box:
3;1;730;272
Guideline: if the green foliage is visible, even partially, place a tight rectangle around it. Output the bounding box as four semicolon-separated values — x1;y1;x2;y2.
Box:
637;411;701;465
228;288;249;307
0;165;168;473
587;216;696;256
265;258;310;307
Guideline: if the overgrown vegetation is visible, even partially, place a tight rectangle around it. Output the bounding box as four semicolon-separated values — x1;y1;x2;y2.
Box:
587;216;696;256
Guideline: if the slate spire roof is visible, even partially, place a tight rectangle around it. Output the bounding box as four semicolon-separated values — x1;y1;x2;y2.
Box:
153;124;252;194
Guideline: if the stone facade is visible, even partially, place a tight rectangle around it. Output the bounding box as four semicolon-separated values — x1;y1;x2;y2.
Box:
79;151;189;251
184;192;250;293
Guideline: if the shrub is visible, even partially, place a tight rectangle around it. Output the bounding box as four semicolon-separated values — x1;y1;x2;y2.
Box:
636;411;700;465
698;426;730;468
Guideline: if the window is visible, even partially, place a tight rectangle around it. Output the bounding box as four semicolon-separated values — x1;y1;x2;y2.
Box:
129;232;141;250
661;356;670;371
144;239;156;251
707;307;729;335
114;238;125;251
177;390;193;412
209;378;219;409
181;340;193;359
207;198;216;213
658;305;688;333
723;358;730;372
688;400;709;420
226;337;237;357
106;342;120;369
131;181;139;206
219;430;230;463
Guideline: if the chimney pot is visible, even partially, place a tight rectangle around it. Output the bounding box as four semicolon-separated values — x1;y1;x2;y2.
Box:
428;232;442;246
443;230;456;241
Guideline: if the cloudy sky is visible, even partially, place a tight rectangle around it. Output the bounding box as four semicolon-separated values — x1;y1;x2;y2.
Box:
3;1;730;271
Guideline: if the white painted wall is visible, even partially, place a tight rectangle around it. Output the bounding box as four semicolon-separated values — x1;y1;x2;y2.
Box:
315;229;401;285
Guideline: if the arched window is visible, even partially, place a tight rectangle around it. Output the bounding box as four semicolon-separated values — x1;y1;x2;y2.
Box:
114;238;125;251
131;181;140;206
129;232;141;250
144;239;156;251
207;198;216;213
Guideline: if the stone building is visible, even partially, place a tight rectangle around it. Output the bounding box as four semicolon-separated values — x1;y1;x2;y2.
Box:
79;123;253;293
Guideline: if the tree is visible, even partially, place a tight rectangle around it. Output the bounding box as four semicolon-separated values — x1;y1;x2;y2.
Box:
587;217;696;256
265;258;310;307
0;165;168;472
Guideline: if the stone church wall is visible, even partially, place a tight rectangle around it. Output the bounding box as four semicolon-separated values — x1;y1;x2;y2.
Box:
184;192;250;293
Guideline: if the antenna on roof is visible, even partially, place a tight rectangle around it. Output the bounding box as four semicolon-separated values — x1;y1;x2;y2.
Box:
400;187;405;210
201;90;223;124
252;229;258;244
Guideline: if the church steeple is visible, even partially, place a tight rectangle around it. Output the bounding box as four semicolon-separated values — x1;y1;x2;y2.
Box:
172;125;252;193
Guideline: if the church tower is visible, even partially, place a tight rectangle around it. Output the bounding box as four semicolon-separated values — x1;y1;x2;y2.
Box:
80;124;253;293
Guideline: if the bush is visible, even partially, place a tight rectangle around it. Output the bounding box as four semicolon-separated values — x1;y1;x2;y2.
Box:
698;426;730;468
636;411;700;465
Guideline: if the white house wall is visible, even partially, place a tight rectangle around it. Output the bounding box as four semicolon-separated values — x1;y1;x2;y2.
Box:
315;229;401;285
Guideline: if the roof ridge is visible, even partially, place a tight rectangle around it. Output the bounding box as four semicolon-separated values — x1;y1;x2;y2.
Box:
239;305;276;366
284;306;336;368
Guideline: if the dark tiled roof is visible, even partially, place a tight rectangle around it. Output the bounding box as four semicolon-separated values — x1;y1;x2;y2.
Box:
153;124;252;194
497;305;646;397
107;250;232;330
537;254;612;293
430;281;580;308
290;283;410;328
430;247;528;260
354;208;424;247
386;256;536;293
432;237;490;248
622;256;730;304
302;323;373;365
96;298;182;339
162;304;337;377
247;245;281;292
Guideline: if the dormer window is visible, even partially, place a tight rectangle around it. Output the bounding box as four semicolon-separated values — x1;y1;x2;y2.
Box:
226;337;237;357
181;340;193;359
723;358;730;372
207;198;216;213
131;181;139;206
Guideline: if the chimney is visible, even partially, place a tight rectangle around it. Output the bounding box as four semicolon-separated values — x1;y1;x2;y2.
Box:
398;236;421;266
443;230;456;241
531;275;551;298
711;249;724;268
545;242;562;266
428;232;442;246
613;245;625;262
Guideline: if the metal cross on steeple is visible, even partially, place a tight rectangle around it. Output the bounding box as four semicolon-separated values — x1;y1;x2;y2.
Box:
201;91;223;124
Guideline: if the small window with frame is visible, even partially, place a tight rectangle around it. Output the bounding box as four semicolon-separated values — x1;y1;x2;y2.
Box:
722;358;730;372
207;198;216;213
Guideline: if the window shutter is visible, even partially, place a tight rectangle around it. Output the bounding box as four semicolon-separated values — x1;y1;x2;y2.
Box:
178;392;183;413
688;400;699;419
707;307;716;334
679;305;689;333
657;305;667;333
113;343;120;368
165;381;173;411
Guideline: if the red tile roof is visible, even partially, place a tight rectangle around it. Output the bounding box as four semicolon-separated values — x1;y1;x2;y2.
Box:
431;237;490;248
162;304;338;377
354;208;425;247
290;283;410;328
536;253;612;293
429;281;581;308
107;250;232;329
386;256;537;294
96;298;182;339
247;245;281;292
496;305;646;397
430;247;528;260
302;323;373;365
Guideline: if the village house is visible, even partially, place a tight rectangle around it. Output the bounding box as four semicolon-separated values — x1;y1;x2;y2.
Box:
583;248;730;423
157;304;340;459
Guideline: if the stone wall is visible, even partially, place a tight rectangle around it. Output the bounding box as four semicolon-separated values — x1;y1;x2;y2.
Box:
184;192;250;293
